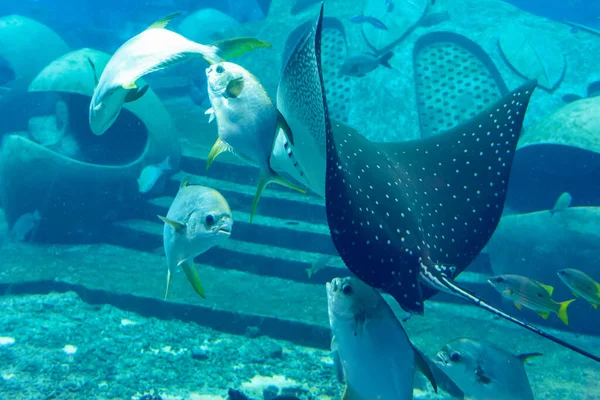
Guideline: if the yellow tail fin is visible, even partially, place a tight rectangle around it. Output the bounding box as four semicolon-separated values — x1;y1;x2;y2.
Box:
557;299;576;325
251;169;306;223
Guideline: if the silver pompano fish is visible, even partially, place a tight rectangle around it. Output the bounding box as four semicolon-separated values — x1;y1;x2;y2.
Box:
436;338;541;400
275;10;328;197
327;276;436;400
205;61;306;222
159;177;233;299
89;13;270;135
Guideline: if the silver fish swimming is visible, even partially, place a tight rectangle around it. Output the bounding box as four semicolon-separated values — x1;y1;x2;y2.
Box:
339;51;394;77
89;13;270;135
205;61;306;222
138;156;171;194
327;276;436;400
159;176;233;299
436;338;541;400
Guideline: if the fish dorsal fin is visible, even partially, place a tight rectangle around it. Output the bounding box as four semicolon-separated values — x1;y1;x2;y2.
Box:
209;38;272;63
517;352;543;363
225;77;244;98
414;347;438;393
180;175;191;189
147;12;181;30
86;57;99;87
158;215;186;232
534;281;554;296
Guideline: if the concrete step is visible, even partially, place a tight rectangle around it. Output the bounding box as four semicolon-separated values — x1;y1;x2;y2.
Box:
161;171;328;225
109;218;347;285
138;195;337;256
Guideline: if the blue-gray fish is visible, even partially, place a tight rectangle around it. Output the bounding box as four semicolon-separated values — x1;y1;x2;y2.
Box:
89;13;270;135
299;4;600;363
550;192;572;215
327;276;436;399
339;51;393;77
435;338;541;400
350;15;388;30
138;156;171;194
10;210;41;242
205;61;306;222
159;177;233;299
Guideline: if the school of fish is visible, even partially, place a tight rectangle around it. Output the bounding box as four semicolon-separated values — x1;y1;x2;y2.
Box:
16;2;597;399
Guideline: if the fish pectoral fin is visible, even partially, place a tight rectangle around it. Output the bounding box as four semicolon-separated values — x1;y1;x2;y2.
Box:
210;37;272;62
206;138;234;169
147;12;181;30
250;169;307;223
225;77;244;98
535;281;555;296
158;215;186;232
124;84;149;103
86;57;99;86
332;348;346;384
557;299;576;325
164;268;172;300
572;291;580;298
516;352;543;364
592;303;599;309
93;102;104;111
514;302;522;310
205;107;215;123
178;259;206;298
537;311;550;320
275;110;295;146
122;82;137;90
474;365;492;385
414;346;438;393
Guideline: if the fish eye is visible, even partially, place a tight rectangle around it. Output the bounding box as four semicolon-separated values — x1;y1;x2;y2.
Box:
216;65;225;74
205;214;215;226
342;284;353;295
450;352;461;362
493;277;504;283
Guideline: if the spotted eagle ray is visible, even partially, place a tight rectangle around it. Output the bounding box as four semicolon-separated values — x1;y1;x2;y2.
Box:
289;3;600;363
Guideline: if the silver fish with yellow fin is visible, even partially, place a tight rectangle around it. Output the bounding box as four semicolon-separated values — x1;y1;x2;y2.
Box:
558;268;600;309
327;276;437;400
89;12;271;135
436;338;541;400
159;176;233;299
205;61;306;222
488;274;575;325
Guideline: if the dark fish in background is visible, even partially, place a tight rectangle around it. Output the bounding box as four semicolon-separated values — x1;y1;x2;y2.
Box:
550;192;572;215
289;4;600;362
350;15;388;30
340;51;394;77
435;338;541;400
290;0;321;15
385;0;395;12
10;210;41;242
